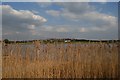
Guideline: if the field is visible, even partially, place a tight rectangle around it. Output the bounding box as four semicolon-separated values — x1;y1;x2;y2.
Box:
2;41;118;78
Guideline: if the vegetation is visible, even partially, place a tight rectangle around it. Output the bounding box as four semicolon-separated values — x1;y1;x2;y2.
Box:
3;39;10;44
2;41;118;78
2;39;119;44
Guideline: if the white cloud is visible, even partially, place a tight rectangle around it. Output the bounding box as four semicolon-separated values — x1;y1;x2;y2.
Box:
16;31;20;34
38;2;52;8
46;10;61;17
40;25;96;33
79;27;87;32
27;25;36;30
58;3;95;14
2;5;47;26
91;0;107;2
31;10;39;14
43;3;117;40
2;3;118;40
56;27;68;32
41;25;69;32
41;25;53;31
2;5;47;39
47;3;117;30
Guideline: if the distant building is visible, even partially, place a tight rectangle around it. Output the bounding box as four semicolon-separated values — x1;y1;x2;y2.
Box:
64;40;71;43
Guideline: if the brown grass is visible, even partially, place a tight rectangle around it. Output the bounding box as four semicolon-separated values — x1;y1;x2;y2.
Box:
0;42;2;79
2;41;118;78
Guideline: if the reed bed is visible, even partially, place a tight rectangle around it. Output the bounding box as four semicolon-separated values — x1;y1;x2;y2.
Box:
0;42;2;78
2;41;118;78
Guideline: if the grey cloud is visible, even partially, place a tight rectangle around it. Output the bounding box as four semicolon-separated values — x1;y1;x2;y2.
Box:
37;2;52;8
2;5;47;40
46;10;61;17
47;3;117;32
58;2;95;14
2;3;118;40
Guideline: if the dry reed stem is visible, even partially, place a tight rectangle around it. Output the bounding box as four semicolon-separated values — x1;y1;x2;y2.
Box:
2;41;118;78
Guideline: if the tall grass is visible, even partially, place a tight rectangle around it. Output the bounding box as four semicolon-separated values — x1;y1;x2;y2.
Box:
2;41;118;78
0;42;2;79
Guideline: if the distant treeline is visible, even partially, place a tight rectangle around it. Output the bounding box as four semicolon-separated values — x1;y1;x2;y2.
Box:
2;38;120;44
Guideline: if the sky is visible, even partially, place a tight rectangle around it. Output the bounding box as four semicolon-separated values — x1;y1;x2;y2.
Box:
1;0;120;2
1;2;118;40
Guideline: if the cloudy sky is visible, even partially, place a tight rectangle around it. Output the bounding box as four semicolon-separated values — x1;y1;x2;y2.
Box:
2;2;118;40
